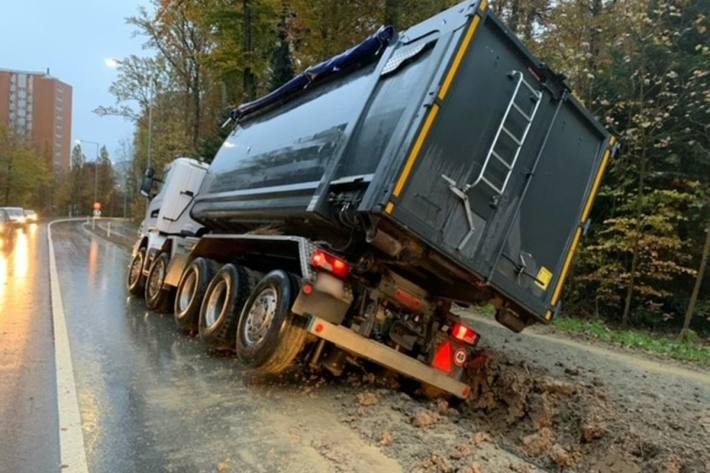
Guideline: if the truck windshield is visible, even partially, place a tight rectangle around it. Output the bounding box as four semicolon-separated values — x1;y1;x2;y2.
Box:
6;208;23;217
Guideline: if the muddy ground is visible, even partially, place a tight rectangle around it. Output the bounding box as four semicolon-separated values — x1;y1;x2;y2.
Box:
251;312;709;473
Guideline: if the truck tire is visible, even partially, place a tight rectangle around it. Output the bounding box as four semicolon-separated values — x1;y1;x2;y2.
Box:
235;270;307;374
174;257;216;333
127;248;147;296
198;263;251;351
145;252;174;312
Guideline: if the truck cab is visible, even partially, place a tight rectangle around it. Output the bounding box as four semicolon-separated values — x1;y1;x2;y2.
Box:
129;157;208;310
141;157;208;237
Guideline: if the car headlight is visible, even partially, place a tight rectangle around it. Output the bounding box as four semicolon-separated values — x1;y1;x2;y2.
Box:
18;217;26;223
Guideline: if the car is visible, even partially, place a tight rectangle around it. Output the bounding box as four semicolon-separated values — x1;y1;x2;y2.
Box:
2;207;26;226
24;209;38;222
0;208;13;242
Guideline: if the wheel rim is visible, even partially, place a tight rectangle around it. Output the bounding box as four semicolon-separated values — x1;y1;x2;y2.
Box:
129;253;143;287
178;269;197;313
204;279;228;328
243;287;278;347
148;258;165;299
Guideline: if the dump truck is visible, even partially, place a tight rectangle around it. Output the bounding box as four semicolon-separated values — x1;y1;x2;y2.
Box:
127;0;618;398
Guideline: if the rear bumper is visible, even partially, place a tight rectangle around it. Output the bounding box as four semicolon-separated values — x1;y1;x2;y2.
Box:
305;316;471;399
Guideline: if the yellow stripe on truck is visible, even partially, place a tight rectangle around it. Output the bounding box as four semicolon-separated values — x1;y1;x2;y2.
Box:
581;144;614;222
551;227;582;306
391;7;486;199
437;14;482;101
392;104;441;197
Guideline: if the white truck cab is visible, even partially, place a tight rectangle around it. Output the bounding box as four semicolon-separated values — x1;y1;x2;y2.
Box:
129;157;209;311
141;157;208;236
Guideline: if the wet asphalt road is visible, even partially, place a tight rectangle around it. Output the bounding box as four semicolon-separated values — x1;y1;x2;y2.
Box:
0;224;59;473
1;221;400;473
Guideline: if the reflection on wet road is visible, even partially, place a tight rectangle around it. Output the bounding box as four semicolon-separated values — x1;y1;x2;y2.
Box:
0;224;59;473
50;221;399;473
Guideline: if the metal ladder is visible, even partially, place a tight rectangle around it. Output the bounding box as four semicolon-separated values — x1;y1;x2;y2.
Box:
440;70;542;252
470;70;542;196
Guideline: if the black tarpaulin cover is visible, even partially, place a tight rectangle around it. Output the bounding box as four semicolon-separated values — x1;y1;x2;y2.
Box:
229;25;395;123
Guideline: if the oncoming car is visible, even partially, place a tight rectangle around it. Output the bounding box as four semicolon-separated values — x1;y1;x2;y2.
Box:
0;208;13;242
1;207;26;226
24;209;38;223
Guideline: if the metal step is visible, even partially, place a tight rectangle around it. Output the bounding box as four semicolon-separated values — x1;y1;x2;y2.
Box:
492;150;513;169
511;101;532;121
501;126;523;146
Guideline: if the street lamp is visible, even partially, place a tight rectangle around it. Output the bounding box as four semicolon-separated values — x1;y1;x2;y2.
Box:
104;57;120;69
75;139;100;210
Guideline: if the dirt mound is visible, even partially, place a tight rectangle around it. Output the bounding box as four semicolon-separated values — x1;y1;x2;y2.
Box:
326;344;708;472
464;352;707;472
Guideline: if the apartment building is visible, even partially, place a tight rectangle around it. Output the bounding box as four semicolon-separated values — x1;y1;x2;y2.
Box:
0;68;73;171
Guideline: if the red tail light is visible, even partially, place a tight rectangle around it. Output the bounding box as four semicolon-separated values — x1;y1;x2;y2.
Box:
451;322;480;345
311;249;351;279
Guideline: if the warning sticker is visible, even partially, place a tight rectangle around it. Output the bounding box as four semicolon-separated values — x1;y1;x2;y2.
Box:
535;266;553;290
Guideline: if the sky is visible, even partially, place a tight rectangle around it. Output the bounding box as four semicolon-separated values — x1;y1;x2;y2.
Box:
0;0;150;162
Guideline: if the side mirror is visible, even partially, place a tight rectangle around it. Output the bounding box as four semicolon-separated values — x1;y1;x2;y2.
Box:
139;167;155;198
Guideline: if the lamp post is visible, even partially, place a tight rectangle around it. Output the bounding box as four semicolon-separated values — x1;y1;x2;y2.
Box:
75;139;100;211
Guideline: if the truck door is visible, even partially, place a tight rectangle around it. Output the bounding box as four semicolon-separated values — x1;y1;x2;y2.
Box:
391;17;549;263
157;160;206;233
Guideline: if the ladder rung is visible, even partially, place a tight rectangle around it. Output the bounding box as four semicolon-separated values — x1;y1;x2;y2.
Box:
511;102;532;122
521;79;542;97
502;127;523;146
481;176;503;195
491;150;513;169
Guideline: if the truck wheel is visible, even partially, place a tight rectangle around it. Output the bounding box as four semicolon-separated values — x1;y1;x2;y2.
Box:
145;252;174;312
127;248;147;296
198;264;251;351
235;270;307;374
174;257;216;333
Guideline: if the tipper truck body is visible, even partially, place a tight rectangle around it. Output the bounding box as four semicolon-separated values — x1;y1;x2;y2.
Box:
128;0;617;398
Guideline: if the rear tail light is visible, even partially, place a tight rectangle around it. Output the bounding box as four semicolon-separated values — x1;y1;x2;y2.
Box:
451;322;480;345
311;249;351;279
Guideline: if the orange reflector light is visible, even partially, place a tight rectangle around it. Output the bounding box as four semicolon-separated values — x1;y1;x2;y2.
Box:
394;289;423;311
315;323;324;333
303;283;313;295
432;341;454;374
311;249;351;279
451;323;480;345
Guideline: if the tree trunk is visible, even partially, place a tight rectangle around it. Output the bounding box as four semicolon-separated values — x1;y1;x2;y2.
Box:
680;222;710;339
192;67;201;149
622;134;648;327
242;0;255;101
4;156;12;204
384;0;402;27
508;0;521;35
587;0;604;104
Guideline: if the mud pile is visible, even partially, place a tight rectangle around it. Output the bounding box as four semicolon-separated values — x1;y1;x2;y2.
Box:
327;348;707;473
464;352;705;472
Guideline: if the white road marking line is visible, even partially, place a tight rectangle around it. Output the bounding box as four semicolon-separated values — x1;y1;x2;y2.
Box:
48;219;90;473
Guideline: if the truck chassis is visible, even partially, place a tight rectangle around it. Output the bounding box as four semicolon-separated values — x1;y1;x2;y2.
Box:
129;232;480;398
